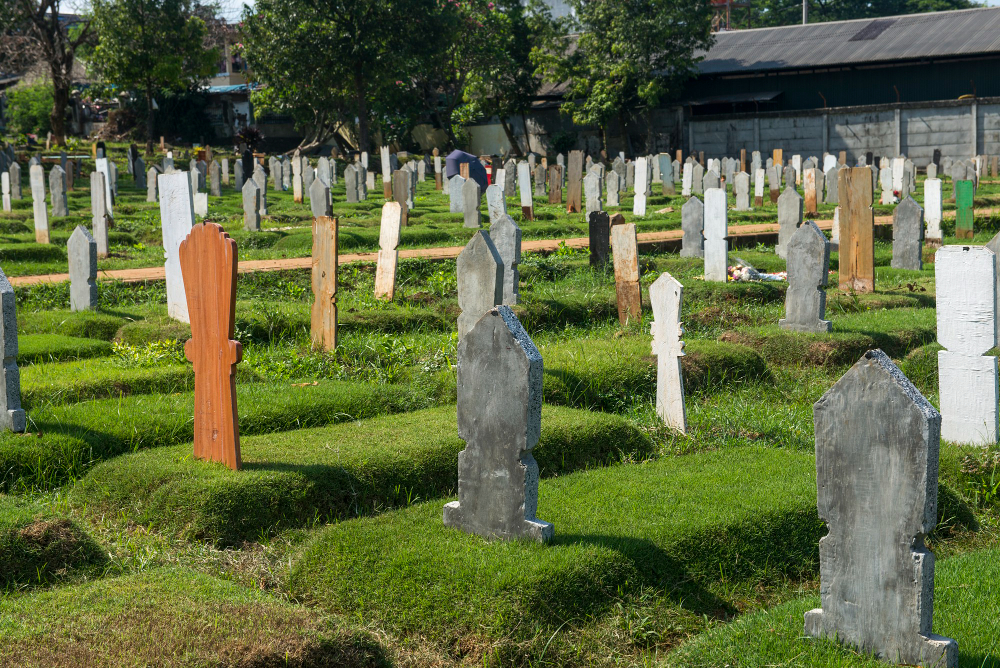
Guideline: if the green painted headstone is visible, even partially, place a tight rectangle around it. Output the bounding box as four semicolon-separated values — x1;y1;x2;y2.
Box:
955;180;975;239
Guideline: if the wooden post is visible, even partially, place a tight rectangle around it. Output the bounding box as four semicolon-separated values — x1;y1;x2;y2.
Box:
311;216;338;351
955;180;975;239
547;165;562;204
180;223;242;470
838;167;875;293
773;148;783;167
740;148;746;173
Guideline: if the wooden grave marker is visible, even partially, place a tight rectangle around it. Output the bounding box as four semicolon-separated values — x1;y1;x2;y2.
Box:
838;167;875;293
311;216;338;351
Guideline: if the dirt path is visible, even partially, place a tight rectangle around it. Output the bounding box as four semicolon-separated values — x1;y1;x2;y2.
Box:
1;212;902;287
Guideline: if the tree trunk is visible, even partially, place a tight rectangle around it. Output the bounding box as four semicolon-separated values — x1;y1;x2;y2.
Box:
354;69;370;154
499;116;523;157
645;108;654;154
520;110;531;155
145;86;155;156
49;74;69;146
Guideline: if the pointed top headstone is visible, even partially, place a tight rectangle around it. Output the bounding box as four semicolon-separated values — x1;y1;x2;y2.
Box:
457;231;503;339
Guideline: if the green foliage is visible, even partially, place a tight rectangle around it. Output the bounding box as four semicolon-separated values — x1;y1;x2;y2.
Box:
5;84;54;136
18;334;113;366
748;0;979;28
20;358;193;408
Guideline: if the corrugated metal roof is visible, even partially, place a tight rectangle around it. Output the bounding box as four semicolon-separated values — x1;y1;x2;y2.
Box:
697;7;1000;75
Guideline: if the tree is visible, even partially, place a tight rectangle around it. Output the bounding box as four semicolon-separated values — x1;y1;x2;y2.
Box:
461;0;552;156
90;0;217;153
242;0;442;153
0;1;92;145
748;0;980;27
535;0;713;154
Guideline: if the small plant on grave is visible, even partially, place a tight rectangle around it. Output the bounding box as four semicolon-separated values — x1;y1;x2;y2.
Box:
426;270;457;298
112;338;186;369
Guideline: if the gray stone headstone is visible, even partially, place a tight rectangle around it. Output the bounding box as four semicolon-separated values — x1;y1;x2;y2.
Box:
450;175;466;213
147;166;160;203
234;159;245;192
68;225;98;312
443;305;552;543
309;178;330;219
345;165;359;204
221;158;229;186
734;171;750;210
193;192;208;217
457;230;503;339
824;166;839;204
927;163;938;180
606;172;620;207
243;179;261;231
692;163;705;196
317;157;331;186
681;197;705;259
486;184;507;226
776;187;803;259
253;166;268;215
588;211;610;266
29;164;48;244
189;168;200;196
209;160;222;197
490;214;521;306
626;161;635;191
503;160;517;198
0;269;25;432
90;171;110;258
780;221;831;333
806;349;958;668
533;164;545;198
783;164;796;190
891;196;924;271
134;157;146;190
463;178;482;229
49;166;67;217
8;162;21;200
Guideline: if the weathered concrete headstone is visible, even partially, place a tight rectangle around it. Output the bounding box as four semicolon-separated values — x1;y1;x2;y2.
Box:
309;178;330;219
90;171;110;257
734;171;750;210
209;161;222;197
692;163;705;196
490;213;521;306
311;216;338;352
936;245;998;445
681;162;692;197
221;158;229;186
180;223;243;470
633;157;648;216
649;271;685;433
612;222;640;325
47;166;67;217
68;225;98;311
193;193;209;217
955;180;974;239
839;168;875;293
486;184;507;226
443;305;551;542
589;211;610;267
457;231;504;339
0;268;25;432
702;169;720;193
374;202;402;301
463;178;482;229
924;178;942;244
891;196;924;271
807;349;958;668
344;165;359;204
704;188;728;282
680;197;704;259
606;171;620;207
566;151;583;213
547;165;562;204
29;164;49;244
8;163;21;201
158;172;196;323
584;170;602;217
234;160;244;192
780;221;831;333
0;173;9;212
449;175;466;214
242;179;261;232
133;157;145;190
776;187;803;259
986;232;1000;349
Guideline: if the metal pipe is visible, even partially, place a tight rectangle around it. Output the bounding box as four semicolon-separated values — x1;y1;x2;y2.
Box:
803;0;808;24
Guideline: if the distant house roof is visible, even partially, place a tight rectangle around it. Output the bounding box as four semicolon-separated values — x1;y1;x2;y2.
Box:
697;7;1000;76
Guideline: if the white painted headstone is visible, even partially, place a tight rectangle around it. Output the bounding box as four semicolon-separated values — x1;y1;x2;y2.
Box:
158;172;195;323
633;157;648;216
924;178;942;242
650;272;686;433
704;188;728;282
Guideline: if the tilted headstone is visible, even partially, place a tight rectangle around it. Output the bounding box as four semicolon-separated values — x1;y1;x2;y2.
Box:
443;305;552;543
158;172;196;322
633;157;648;216
839;168;875;293
936;245;998;445
0;269;25;432
68;225;98;312
780;221;831;333
589;211;610;267
457;231;503;339
311;216;338;351
776;187;803;259
807;349;958;668
704;188;728;282
374;202;402;301
891;197;924;271
650;271;685;433
463;178;482;229
681;196;704;259
180;223;243;470
309;178;330;219
490;213;521;306
242;179;261;231
612;222;641;326
90;172;110;258
29;164;49;244
449;175;466;214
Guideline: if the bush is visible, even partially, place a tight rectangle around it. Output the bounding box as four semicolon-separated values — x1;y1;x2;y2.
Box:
6;84;54;136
